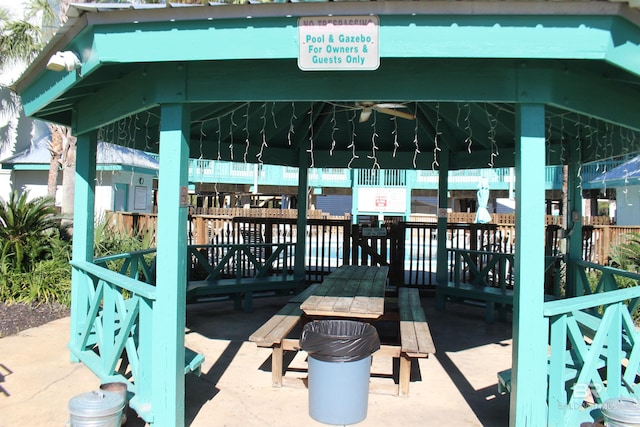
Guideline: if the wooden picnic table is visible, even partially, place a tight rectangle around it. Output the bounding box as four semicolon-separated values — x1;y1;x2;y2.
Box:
300;265;389;319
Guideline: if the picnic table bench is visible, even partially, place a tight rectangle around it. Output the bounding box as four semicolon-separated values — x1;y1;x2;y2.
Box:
186;243;302;311
249;266;435;396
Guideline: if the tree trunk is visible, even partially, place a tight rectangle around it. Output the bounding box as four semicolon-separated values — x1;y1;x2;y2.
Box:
60;128;76;235
47;125;63;199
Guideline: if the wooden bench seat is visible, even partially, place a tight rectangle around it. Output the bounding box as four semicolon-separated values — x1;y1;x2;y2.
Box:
248;284;318;386
396;287;436;396
187;275;302;312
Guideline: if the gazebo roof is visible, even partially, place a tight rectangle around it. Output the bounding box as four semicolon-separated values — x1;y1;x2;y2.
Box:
12;1;640;171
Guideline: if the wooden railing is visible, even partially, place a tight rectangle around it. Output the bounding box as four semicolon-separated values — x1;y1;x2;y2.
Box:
187;243;296;280
543;262;640;426
69;258;157;422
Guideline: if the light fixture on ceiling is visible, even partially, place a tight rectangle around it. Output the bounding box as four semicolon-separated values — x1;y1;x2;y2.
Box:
46;51;81;72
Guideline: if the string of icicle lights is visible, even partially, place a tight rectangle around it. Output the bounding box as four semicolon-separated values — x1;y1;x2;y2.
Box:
96;102;640;192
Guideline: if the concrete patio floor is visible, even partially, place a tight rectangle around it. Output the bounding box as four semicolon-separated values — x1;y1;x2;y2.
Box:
0;294;513;426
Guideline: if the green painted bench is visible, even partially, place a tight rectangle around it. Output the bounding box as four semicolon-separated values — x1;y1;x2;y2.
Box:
186;275;302;311
186;243;302;311
436;282;513;323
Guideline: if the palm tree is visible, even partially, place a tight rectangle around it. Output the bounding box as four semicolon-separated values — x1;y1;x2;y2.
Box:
0;1;75;224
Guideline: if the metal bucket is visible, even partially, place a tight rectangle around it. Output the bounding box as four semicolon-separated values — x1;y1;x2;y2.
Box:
99;382;129;426
602;398;640;427
68;390;124;427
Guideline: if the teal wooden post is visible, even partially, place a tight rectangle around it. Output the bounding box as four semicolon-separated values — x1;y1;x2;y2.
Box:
510;104;548;426
153;103;190;427
70;131;97;362
436;148;450;285
295;157;308;279
565;149;583;297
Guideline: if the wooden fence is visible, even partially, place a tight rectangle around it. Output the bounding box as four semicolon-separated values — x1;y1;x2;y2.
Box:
106;210;637;270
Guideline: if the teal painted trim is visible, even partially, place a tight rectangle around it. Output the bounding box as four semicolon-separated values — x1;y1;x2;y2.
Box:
436;148;450;286
86;14;620;64
19;69;80;118
184;159;575;192
153;104;190;427
71;132;97;363
4;164;51;170
510;104;548;426
97;165;157;175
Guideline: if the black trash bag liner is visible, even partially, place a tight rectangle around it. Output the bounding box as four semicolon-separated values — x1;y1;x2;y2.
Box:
300;320;380;363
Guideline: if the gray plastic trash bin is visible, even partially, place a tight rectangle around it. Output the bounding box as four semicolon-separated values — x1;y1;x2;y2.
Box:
300;320;380;426
602;398;640;427
68;390;125;427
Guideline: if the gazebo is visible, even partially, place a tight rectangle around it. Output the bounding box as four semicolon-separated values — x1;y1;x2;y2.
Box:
13;1;640;426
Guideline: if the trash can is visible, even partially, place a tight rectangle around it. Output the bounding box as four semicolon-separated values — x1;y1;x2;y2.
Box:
602;398;640;427
68;390;125;427
99;382;128;426
300;319;380;425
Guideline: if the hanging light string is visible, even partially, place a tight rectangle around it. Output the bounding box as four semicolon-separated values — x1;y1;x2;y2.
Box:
330;104;337;156
368;110;380;169
257;102;268;164
198;120;206;160
348;109;359;168
432;102;442;170
229;108;236;161
288;101;297;146
574;116;583;192
464;103;473;154
271;101;278;129
243;103;251;163
307;103;315;168
485;103;498;168
413;103;420;168
216;117;222;160
144;112;153;151
392;116;399;158
559;114;566;165
545;115;554;166
623;167;630;206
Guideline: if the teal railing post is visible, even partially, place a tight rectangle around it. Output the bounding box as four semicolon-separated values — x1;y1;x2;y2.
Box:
436;147;450;286
510;103;548;426
153;102;190;427
70;131;97;362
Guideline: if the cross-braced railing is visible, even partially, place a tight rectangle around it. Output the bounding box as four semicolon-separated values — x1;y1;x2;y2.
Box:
543;261;640;426
69;257;158;422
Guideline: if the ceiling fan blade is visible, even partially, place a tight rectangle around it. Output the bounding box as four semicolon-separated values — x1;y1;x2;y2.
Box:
359;109;372;122
374;106;415;120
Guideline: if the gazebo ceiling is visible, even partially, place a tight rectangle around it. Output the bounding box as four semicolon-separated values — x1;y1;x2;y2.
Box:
13;1;640;171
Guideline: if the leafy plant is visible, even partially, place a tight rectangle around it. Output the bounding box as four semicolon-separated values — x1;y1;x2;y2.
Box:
609;232;640;273
0;190;60;273
0;191;71;304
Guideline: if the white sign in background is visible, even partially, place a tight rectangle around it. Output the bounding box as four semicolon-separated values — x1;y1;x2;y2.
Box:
298;16;380;71
358;187;407;214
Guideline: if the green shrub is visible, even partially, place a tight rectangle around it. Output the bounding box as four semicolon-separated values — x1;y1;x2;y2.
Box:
0;190;60;274
0;191;72;305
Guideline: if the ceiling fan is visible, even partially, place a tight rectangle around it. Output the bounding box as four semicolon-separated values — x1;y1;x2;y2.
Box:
354;102;415;123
